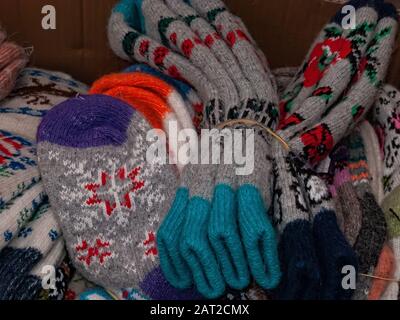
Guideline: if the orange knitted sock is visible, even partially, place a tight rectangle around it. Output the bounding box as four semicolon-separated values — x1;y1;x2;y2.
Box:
368;244;395;300
90;72;193;132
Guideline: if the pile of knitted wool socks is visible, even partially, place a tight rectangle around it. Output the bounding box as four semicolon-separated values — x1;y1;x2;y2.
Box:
0;67;88;300
0;24;28;101
107;0;398;299
274;68;397;300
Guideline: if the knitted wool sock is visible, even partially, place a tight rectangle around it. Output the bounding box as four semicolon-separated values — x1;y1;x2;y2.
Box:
329;143;364;247
347;130;387;300
374;84;400;299
287;2;398;162
0;68;88;141
333;169;364;246
0;183;47;251
164;0;256;117
279;0;379;130
12;239;65;300
298;166;357;300
127;0;241;119
109;1;223;126
271;146;320;300
37;94;178;290
359;121;385;204
373;84;400;194
0;201;61;299
124;64;203;129
368;243;395;300
184;0;279;120
0;129;41;208
90;73;169;129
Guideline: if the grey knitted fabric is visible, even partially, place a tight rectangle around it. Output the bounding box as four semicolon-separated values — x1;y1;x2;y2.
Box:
37;95;178;289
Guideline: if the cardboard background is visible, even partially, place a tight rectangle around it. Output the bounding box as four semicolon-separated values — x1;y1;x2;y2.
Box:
0;0;399;86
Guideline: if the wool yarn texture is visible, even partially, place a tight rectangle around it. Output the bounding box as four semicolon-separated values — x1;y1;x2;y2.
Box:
90;71;195;172
0;68;88;141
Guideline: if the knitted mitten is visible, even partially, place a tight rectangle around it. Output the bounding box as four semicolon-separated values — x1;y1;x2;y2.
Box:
37;95;178;290
0;68;88;141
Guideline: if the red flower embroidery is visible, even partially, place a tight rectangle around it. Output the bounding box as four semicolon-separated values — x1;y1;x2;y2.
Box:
139;40;150;57
301;124;334;164
181;39;195;58
84;166;145;218
153;46;169;66
76;238;112;266
304;38;352;88
280;113;304;130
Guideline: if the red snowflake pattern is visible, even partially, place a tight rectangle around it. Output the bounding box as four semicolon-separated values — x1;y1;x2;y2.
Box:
84;166;145;218
75;238;112;266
